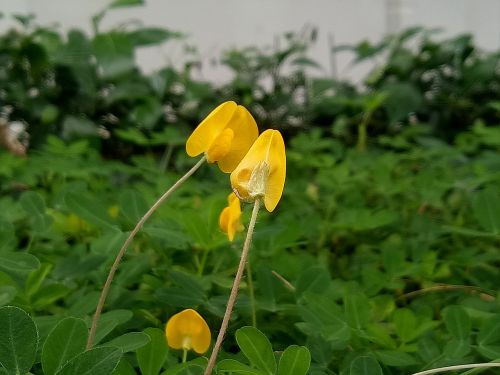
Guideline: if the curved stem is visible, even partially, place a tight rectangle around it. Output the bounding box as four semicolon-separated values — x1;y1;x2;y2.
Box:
86;156;206;350
204;199;261;375
246;261;257;327
411;363;500;375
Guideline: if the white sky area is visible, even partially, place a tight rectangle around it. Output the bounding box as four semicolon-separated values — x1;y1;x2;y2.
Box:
1;0;499;82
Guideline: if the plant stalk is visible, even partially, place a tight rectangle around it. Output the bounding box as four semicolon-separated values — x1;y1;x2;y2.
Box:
411;363;500;375
86;156;206;350
204;199;261;375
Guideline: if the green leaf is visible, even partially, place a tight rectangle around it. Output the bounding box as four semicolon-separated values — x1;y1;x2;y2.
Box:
478;315;500;346
0;306;38;375
119;189;148;223
344;292;370;330
165;358;207;375
31;284;71;310
217;359;267;375
393;308;416;343
62;116;98;140
93;310;133;345
375;350;418;367
112;358;136;375
350;356;383;375
57;346;122;375
127;28;182;47
235;327;276;374
64;192;118;232
0;286;17;307
42;317;88;375
93;32;134;78
136;328;168;375
25;263;52;298
19;191;52;231
106;332;151;353
472;187;500;234
277;345;311;375
0;252;40;273
443;306;470;341
110;0;144;8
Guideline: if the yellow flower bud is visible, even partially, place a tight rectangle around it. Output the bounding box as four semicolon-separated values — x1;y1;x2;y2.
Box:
165;309;211;354
230;129;286;212
186;101;259;173
219;192;244;241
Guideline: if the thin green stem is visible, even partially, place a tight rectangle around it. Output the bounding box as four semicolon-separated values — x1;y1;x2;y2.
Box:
246;261;257;327
204;199;261;375
411;363;500;375
182;348;188;363
86;156;206;351
197;248;210;276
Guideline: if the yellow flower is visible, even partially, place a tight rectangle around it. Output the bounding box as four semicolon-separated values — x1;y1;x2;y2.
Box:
186;101;259;173
219;192;244;241
230;129;286;212
165;309;211;354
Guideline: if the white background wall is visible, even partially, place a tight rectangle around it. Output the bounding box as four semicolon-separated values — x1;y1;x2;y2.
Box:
1;0;499;82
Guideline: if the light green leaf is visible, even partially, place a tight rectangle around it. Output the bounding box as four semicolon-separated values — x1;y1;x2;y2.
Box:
136;328;168;375
0;306;38;375
42;317;88;375
277;345;311;375
235;327;276;374
393;308;416;343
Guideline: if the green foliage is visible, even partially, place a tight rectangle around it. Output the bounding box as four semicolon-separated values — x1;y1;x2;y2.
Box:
1;6;500;375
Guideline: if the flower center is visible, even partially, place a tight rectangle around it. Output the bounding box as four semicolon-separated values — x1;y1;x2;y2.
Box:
182;336;192;351
233;161;269;201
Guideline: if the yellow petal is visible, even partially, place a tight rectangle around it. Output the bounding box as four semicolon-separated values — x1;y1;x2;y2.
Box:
263;130;286;212
165;309;211;354
219;206;230;235
186;101;237;157
206;128;234;163
219;193;243;241
230;129;286;212
217;106;259;173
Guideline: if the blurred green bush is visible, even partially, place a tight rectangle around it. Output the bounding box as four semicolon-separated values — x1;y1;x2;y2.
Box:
1;10;499;155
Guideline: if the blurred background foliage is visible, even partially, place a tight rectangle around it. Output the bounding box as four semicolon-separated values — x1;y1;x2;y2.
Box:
1;2;500;374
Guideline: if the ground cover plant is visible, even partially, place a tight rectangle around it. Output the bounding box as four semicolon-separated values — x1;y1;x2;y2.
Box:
1;2;500;374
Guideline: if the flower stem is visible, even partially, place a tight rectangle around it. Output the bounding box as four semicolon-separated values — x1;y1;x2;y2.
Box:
197;248;209;276
86;156;206;351
246;261;257;327
182;348;188;363
411;363;500;375
204;199;261;375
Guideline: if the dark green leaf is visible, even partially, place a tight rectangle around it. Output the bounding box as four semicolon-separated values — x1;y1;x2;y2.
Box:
42;317;88;375
0;306;38;375
57;346;122;375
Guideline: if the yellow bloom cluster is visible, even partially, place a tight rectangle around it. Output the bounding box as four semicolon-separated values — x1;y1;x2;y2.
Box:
165;101;287;361
186;101;286;241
